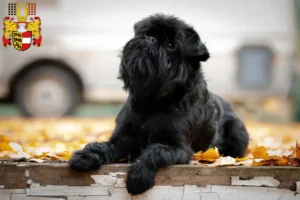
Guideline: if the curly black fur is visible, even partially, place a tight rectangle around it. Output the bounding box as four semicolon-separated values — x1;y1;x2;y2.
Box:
69;14;249;195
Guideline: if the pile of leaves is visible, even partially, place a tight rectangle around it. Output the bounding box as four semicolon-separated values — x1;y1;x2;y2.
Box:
0;118;299;166
192;143;300;167
0;118;114;163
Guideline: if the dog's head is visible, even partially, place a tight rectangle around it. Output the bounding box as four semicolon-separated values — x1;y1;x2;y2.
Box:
119;14;209;101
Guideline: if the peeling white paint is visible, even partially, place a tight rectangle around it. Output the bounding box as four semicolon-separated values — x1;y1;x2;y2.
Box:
109;172;127;177
0;185;4;189
0;185;299;200
114;178;126;188
91;175;117;186
183;185;201;200
211;186;291;200
30;183;40;189
24;170;29;178
183;185;212;193
200;193;221;200
231;176;280;187
296;181;300;193
26;185;110;196
108;188;132;200
0;189;25;200
183;185;214;200
134;186;184;200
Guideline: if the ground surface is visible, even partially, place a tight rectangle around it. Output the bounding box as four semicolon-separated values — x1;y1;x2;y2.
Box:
0;117;299;165
0;116;300;199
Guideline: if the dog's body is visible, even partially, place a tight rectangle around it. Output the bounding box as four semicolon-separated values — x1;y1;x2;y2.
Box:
69;14;249;195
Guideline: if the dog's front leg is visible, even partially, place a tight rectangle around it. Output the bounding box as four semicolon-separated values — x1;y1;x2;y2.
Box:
69;122;136;172
126;143;193;195
69;103;139;172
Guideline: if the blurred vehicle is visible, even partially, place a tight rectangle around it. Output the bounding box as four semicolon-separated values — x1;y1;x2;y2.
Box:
0;0;296;117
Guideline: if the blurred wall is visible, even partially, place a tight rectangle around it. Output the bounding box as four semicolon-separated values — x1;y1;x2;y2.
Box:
0;0;297;101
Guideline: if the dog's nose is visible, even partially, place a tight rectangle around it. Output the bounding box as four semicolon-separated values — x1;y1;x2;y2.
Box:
146;36;157;44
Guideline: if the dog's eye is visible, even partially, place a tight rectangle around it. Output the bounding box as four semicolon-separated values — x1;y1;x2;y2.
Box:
166;42;174;50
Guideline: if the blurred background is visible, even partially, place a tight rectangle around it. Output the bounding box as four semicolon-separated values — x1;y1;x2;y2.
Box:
0;0;299;122
1;0;300;159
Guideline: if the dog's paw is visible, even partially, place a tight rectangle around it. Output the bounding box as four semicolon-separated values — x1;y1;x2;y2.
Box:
126;163;155;195
68;149;103;172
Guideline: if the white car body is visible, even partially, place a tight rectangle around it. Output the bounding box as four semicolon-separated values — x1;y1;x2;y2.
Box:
0;0;296;103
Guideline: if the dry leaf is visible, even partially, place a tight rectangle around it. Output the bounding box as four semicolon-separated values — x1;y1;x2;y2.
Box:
252;146;269;160
0;151;10;159
276;157;290;166
193;151;203;161
290;158;300;167
0;135;13;152
296;141;300;159
252;159;276;166
193;147;220;162
207;156;236;167
28;158;45;163
9;152;30;159
201;147;220;160
236;159;253;166
54;151;72;161
0;118;299;166
9;142;23;152
235;156;253;162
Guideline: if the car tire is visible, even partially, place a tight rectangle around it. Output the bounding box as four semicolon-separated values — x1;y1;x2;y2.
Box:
14;66;81;117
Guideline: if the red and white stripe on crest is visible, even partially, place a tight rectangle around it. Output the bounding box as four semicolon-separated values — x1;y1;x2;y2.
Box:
22;32;32;51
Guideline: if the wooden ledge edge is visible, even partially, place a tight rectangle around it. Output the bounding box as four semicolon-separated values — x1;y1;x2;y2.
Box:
0;162;299;189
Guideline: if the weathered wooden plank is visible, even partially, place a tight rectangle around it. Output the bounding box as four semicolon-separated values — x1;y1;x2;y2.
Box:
0;163;299;191
11;194;65;200
231;176;280;187
0;163;128;189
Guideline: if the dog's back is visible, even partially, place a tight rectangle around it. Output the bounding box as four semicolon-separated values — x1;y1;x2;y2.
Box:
209;93;249;157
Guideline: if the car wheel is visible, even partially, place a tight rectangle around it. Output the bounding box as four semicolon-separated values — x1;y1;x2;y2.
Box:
14;66;81;117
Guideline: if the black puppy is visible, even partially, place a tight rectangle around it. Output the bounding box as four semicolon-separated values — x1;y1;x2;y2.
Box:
69;14;249;195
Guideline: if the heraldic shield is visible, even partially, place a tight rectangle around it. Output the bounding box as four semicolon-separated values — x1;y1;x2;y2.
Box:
12;31;32;51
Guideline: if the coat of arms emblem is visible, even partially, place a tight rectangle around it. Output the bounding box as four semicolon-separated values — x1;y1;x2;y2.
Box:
2;2;42;51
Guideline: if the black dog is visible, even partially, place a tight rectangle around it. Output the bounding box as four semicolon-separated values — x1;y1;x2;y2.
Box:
69;14;249;195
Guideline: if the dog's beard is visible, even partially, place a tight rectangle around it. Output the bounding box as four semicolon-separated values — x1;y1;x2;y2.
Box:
119;37;189;101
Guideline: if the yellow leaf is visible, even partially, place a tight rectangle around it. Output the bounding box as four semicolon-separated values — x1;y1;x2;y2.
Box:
28;158;45;163
193;151;203;161
201;148;220;161
276;157;289;166
193;148;220;162
55;151;71;161
235;156;253;162
252;146;269;160
0;142;13;152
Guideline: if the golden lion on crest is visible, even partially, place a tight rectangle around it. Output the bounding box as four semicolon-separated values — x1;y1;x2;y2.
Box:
2;2;42;48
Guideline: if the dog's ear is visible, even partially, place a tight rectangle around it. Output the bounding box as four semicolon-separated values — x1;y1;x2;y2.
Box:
185;28;210;62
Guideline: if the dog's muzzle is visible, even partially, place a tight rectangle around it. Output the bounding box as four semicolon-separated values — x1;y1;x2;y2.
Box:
145;36;157;44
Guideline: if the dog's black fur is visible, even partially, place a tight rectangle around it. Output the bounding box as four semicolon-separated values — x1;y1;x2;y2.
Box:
69;14;249;195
